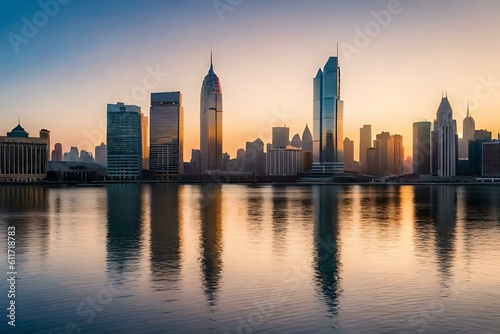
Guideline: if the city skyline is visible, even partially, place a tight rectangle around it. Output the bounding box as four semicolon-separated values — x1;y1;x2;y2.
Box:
1;1;500;160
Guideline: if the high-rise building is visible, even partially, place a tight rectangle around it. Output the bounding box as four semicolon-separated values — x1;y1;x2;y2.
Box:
51;143;63;162
312;56;344;173
459;105;476;159
482;141;500;177
80;150;94;163
141;113;150;170
373;132;404;176
272;126;290;149
359;125;372;173
431;96;458;177
200;53;223;171
95;142;107;167
107;102;142;180
149;92;184;176
244;138;265;174
413;121;431;174
266;146;303;176
0;122;49;182
474;129;492;141
302;124;313;171
64;147;80;162
343;137;354;172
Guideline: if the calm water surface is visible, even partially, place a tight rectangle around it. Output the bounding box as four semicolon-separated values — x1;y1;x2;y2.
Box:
0;184;499;333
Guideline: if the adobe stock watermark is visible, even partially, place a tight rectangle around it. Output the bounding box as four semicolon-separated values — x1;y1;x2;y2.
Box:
49;278;124;334
76;64;168;154
458;74;500;119
213;0;244;21
7;0;71;54
340;0;408;63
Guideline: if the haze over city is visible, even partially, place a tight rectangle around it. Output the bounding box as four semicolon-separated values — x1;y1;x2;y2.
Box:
1;0;500;160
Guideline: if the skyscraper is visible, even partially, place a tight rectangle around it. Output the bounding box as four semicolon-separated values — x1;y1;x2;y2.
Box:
312;56;344;173
459;104;475;159
107;102;142;180
141;113;150;170
95;142;107;167
413;121;431;174
272;126;290;149
359;125;372;173
343;137;354;172
51;143;63;162
431;96;458;177
149;92;184;176
200;53;223;172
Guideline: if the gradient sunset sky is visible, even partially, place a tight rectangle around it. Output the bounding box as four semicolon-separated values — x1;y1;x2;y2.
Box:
1;0;499;160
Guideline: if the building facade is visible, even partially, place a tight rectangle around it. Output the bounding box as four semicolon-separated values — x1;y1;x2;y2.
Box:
359;125;372;173
149;92;184;176
431;96;458;177
200;54;223;172
482;141;500;177
51;143;63;162
272;126;290;149
343;137;354;172
266;146;303;176
95;142;107;167
312;56;344;173
413;121;431;175
0;123;49;182
107;102;142;180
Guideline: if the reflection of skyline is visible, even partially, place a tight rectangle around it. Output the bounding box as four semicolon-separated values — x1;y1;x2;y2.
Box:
271;186;288;255
106;184;143;274
199;186;223;307
150;184;182;289
0;186;50;258
313;186;341;314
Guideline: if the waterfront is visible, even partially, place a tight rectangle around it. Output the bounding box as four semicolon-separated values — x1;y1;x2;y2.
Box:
1;184;499;333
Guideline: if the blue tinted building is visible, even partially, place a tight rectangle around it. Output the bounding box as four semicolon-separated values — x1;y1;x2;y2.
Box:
107;102;142;180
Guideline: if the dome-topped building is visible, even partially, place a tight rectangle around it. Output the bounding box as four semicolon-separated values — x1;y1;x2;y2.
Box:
1;121;50;182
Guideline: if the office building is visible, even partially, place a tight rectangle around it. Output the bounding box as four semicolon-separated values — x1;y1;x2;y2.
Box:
107;102;142;180
359;125;372;173
482;141;500;177
272;126;290;149
290;134;302;148
343;137;354;172
302;124;313;171
0;122;49;182
141;113;150;170
51;143;63;162
200;53;223;171
95;143;107;167
312;56;344;173
431;96;458;177
413;121;431;174
266;146;303;176
150;92;184;176
459;106;476;159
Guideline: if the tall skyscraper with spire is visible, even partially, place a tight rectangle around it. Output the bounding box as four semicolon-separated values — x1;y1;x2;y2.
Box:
431;95;458;177
200;52;223;172
459;102;475;159
312;56;344;173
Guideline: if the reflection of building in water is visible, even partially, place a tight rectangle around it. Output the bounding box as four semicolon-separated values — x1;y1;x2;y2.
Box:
313;186;341;314
150;184;182;288
413;186;435;254
246;187;264;234
106;185;142;274
271;186;288;254
0;186;49;257
199;185;223;306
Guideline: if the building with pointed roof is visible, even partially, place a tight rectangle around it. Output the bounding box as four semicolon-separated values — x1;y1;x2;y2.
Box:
1;122;49;182
431;95;458;176
200;52;223;172
312;56;344;174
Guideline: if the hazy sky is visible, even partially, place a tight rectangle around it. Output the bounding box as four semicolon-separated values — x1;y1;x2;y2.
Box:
1;0;499;160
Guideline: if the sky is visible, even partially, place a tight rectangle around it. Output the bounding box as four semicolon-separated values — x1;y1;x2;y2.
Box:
1;0;500;161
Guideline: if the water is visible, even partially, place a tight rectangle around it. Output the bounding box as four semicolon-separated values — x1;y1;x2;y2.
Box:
1;184;500;334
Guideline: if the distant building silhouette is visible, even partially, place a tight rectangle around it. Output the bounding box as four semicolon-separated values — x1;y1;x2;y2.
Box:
150;92;184;177
359;125;372;174
200;53;223;172
474;129;492;141
302;124;313;171
95;142;107;167
431;96;458;176
413;121;431;174
51;143;63;162
64;147;80;162
290;133;302;148
469;130;492;176
244;139;265;174
312;56;344;173
343;137;355;172
373;132;404;176
272;126;290;149
107;102;142;180
0;122;49;182
459;105;475;159
80;150;94;163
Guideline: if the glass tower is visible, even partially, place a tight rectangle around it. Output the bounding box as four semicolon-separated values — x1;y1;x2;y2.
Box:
312;56;344;173
107;103;142;180
200;54;223;172
149;92;184;176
